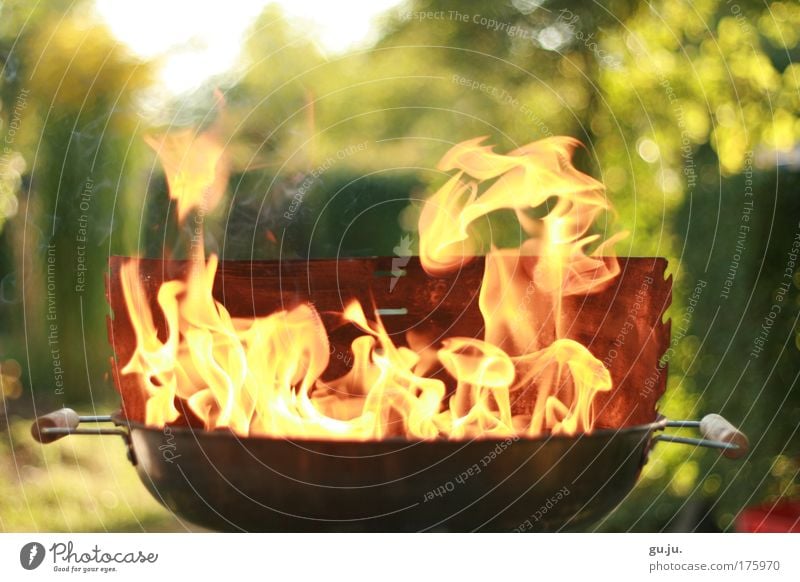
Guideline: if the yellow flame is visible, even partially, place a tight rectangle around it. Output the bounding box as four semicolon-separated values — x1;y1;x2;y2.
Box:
121;135;623;440
144;128;229;224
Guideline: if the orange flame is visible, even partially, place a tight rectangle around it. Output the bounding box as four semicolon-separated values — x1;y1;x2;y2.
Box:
144;128;229;224
120;135;624;440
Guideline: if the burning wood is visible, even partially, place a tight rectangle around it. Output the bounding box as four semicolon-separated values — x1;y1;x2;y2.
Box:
107;133;670;440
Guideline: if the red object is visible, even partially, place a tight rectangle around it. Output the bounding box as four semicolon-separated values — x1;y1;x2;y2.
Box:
106;256;671;429
737;500;800;533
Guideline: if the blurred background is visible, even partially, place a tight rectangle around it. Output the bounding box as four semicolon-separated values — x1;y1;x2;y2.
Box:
0;0;798;532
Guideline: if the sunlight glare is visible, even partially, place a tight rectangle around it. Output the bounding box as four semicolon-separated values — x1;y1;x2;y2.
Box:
94;0;405;95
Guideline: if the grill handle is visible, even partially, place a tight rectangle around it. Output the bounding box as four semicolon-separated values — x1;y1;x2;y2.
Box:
31;408;126;443
700;414;749;458
658;414;749;459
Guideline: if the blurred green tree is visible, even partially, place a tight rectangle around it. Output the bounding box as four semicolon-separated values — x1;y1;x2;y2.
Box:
0;0;152;404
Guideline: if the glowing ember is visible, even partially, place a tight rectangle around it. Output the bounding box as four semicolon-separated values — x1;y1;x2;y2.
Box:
120;134;625;440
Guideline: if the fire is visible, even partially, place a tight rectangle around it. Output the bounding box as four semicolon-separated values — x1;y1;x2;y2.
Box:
144;126;229;224
120;134;624;440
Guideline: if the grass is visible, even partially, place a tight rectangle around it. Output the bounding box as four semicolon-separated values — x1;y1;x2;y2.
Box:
0;415;192;532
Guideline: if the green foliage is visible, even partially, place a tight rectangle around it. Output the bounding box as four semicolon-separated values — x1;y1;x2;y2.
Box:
0;0;153;403
0;417;179;532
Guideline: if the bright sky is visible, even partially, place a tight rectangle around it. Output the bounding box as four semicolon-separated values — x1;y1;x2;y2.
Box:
94;0;405;95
